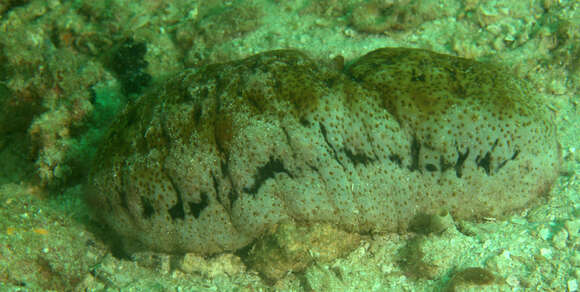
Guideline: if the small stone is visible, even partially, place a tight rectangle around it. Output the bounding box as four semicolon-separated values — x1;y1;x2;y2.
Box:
133;252;172;275
506;275;519;287
571;254;580;267
510;216;527;225
539;228;551;241
565;219;580;238
180;253;206;274
540;248;553;259
180;253;245;278
552;229;569;249
206;254;245;278
568;279;578;292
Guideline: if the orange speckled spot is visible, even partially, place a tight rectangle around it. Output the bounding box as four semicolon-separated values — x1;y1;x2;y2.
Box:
33;228;49;235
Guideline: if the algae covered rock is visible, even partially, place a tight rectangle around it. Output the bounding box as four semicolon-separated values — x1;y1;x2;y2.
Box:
86;48;560;254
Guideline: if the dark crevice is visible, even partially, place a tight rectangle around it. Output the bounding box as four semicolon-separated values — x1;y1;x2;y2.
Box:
119;189;129;212
360;115;382;165
221;160;239;206
306;162;319;172
193;104;202;125
476;152;492;175
496;149;520;172
319;122;345;169
281;126;301;163
425;164;437;172
227;191;237;209
166;174;186;221
105;198;113;212
511;149;519;160
157;105;172;148
211;172;222;206
220;160;228;176
379;137;512;177
281;127;292;146
215;92;222;113
243;157;290;196
227;190;239;209
476;139;498;175
439;156;453;172
118;178;138;225
408;136;421;172
496;160;508;172
140;196;155;219
281;126;295;159
454;147;470;178
246;94;263;112
213;121;230;158
389;154;402;167
343;147;374;166
168;198;185;220
189;192;209;219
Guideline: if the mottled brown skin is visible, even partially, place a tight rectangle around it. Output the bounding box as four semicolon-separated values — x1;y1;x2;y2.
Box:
87;48;560;255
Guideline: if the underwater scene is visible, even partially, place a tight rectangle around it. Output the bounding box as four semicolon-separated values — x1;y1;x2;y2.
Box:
0;0;578;291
